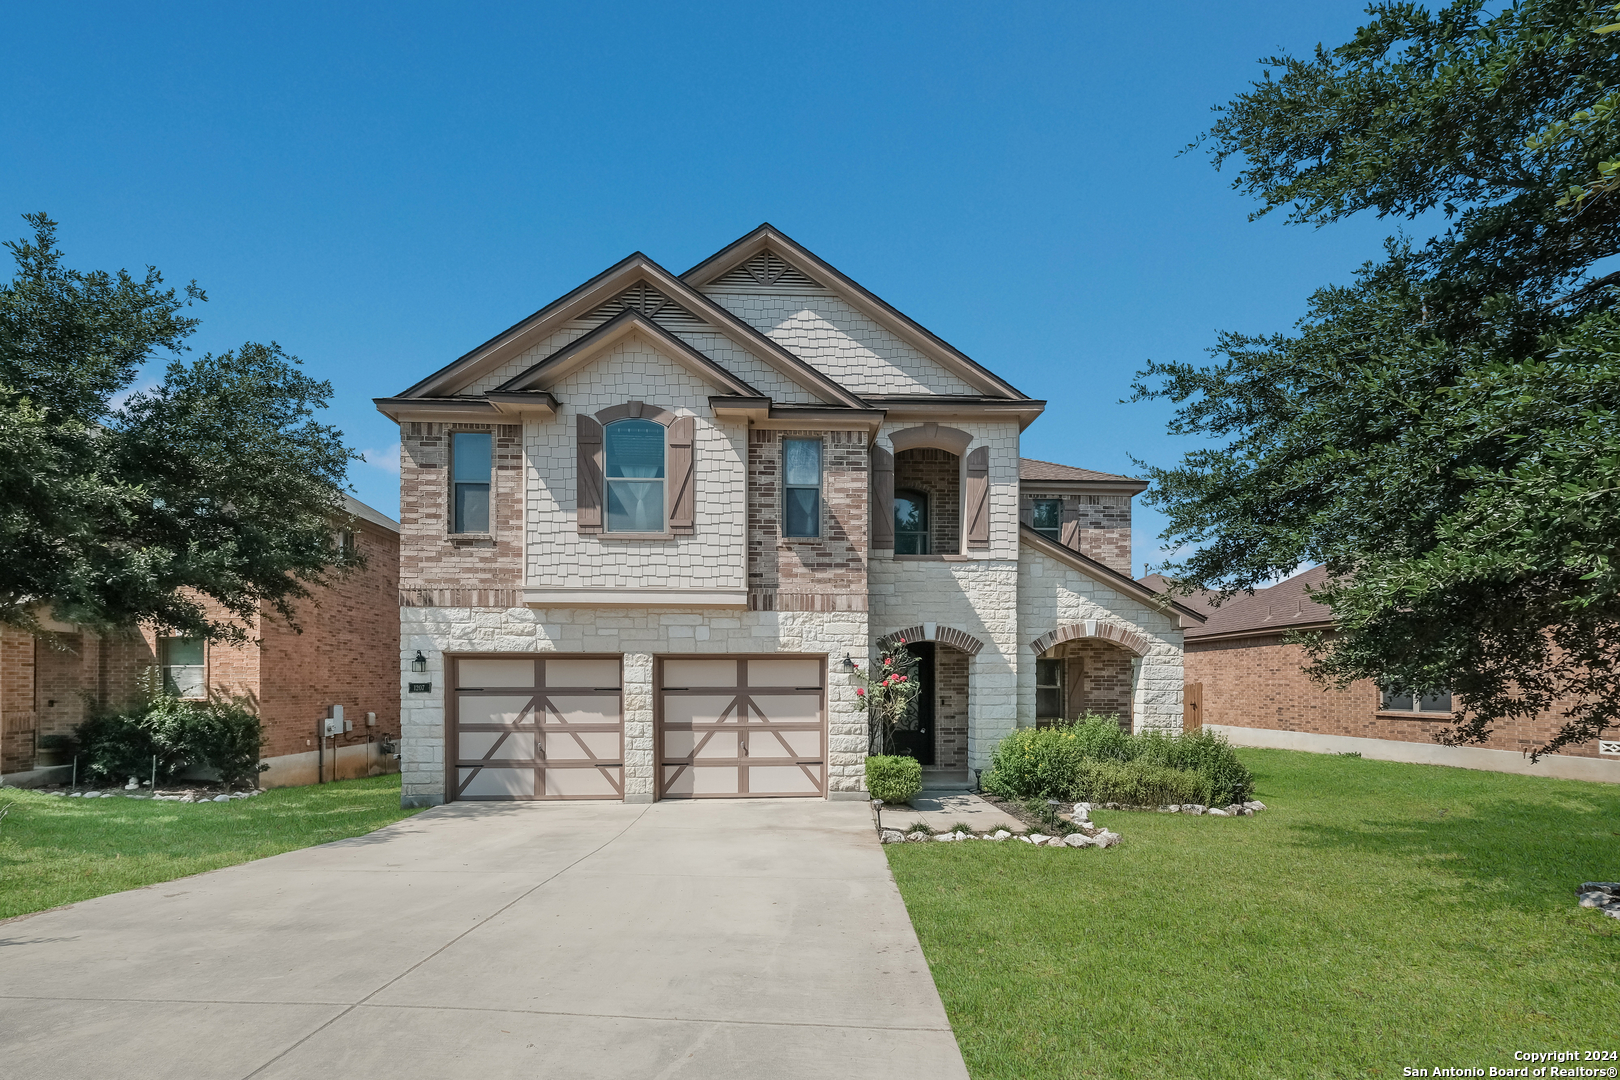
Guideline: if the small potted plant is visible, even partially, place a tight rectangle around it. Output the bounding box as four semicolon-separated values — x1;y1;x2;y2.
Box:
36;733;77;768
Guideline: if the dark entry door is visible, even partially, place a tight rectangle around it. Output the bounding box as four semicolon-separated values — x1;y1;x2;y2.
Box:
892;643;936;765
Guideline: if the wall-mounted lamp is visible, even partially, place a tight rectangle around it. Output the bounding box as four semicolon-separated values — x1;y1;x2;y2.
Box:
841;653;857;672
410;650;428;673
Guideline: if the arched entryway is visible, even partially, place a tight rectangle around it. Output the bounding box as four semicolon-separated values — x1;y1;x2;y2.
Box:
879;624;983;766
1029;621;1149;731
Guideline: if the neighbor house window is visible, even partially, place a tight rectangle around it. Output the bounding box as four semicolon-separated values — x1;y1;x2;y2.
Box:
605;418;665;532
452;432;492;534
895;490;928;554
1032;498;1062;541
162;637;205;699
783;438;822;538
1036;658;1065;719
1380;686;1453;713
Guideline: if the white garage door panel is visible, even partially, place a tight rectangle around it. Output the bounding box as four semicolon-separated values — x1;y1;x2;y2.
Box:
452;655;623;802
658;655;826;799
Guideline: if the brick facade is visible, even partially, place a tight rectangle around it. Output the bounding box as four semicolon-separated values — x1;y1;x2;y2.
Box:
1019;491;1133;575
1042;638;1135;723
894;447;961;555
934;645;969;767
747;428;869;611
1184;632;1608;761
400;421;523;607
0;511;401;786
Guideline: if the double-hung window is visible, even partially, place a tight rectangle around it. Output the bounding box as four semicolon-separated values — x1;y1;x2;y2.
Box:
605;419;665;532
782;438;822;538
452;432;492;534
162;637;206;699
1032;498;1062;542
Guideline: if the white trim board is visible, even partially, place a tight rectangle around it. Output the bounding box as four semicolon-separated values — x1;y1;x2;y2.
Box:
1207;724;1620;785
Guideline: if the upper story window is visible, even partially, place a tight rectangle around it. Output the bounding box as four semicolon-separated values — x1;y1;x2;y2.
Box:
452;432;492;534
895;489;929;554
605;419;665;532
783;438;822;538
162;636;205;699
1032;498;1062;541
1380;686;1453;713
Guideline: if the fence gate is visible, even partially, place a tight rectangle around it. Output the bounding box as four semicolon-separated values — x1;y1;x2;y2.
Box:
1183;682;1203;732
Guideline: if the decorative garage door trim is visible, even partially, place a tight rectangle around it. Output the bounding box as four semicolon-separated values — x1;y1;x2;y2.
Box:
656;655;827;799
448;654;624;801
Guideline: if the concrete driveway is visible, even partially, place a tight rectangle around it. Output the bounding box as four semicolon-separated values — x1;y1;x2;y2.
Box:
0;799;968;1080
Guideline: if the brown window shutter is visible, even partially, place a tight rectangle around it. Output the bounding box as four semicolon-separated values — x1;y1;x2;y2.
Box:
1065;656;1085;720
965;446;990;548
577;414;603;532
1060;501;1080;549
668;415;695;534
871;445;894;550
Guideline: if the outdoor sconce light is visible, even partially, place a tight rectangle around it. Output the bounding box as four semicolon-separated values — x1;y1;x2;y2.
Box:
841;653;857;672
410;651;428;673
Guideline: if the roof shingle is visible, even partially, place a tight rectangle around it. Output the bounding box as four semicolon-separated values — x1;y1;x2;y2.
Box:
1019;458;1143;484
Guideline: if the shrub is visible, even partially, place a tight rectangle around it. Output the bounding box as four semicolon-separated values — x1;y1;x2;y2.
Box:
36;733;76;752
865;755;923;804
982;715;1255;806
76;674;267;788
1075;759;1211;807
979;725;1088;800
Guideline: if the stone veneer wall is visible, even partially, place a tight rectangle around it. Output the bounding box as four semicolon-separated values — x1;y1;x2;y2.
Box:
1016;542;1184;733
399;605;868;807
934;646;970;767
524;339;747;593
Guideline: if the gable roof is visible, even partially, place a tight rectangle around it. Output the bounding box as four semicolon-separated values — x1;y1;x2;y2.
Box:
1176;564;1335;641
682;224;1032;401
491;308;762;398
1020;525;1207;625
392;251;865;408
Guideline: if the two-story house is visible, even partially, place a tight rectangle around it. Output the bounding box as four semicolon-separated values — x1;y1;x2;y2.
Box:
377;225;1205;807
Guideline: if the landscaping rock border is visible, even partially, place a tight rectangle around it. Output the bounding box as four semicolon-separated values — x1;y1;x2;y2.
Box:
1577;882;1620;919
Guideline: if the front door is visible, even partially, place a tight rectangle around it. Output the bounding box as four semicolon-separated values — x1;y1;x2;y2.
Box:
891;642;935;764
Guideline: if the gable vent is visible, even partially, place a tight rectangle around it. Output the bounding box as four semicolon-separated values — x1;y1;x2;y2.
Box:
577;282;709;331
709;251;823;291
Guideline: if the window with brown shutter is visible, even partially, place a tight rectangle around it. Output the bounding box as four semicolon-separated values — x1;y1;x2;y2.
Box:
668;415;695;534
577;414;604;533
871;445;894;550
965;446;989;547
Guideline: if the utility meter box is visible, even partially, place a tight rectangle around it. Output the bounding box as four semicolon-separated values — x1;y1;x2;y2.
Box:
322;705;344;739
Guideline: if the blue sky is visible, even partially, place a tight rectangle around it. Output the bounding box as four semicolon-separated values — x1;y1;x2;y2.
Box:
3;1;1401;575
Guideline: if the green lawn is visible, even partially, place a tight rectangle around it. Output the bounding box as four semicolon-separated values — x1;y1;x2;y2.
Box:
0;775;421;920
886;749;1620;1080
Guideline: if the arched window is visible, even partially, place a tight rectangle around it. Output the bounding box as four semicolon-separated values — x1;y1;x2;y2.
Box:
604;418;665;532
895;489;929;554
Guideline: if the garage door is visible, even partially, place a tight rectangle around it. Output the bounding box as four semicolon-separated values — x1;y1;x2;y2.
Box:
450;655;623;801
657;656;826;798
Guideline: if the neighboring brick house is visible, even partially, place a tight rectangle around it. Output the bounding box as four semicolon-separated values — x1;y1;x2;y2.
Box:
1166;565;1620;783
377;224;1206;807
0;496;402;788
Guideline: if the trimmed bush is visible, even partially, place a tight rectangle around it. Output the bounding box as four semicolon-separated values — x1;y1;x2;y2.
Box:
865;755;923;805
981;714;1254;806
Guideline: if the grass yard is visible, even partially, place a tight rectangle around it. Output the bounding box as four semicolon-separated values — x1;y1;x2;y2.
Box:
886;749;1620;1080
0;775;421;920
